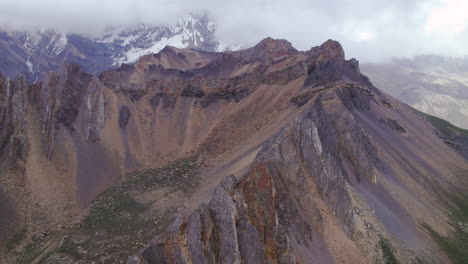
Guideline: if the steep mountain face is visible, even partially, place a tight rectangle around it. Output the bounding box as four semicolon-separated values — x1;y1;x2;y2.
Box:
134;43;468;264
0;39;467;264
362;55;468;129
0;14;227;82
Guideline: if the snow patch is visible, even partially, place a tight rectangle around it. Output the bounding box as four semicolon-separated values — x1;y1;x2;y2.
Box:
310;123;323;154
207;21;216;32
25;56;33;73
114;34;189;65
52;33;68;55
23;32;42;53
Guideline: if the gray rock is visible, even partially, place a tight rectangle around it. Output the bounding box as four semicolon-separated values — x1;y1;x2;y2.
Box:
220;174;237;192
237;217;267;264
0;75;29;171
141;242;168;264
187;211;208;264
127;255;142;264
119;105;131;129
208;186;241;264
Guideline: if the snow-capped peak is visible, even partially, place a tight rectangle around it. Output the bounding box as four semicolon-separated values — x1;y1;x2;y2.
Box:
102;14;224;65
0;14;240;82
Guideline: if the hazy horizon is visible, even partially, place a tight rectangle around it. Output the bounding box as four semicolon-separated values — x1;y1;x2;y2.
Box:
1;0;467;62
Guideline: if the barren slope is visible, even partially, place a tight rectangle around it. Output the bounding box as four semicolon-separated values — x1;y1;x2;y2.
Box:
0;39;467;264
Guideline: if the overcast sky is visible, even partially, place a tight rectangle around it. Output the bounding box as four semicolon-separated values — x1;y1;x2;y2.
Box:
0;0;467;61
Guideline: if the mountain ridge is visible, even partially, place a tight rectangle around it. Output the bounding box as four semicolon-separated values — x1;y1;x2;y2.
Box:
0;38;467;264
0;14;236;83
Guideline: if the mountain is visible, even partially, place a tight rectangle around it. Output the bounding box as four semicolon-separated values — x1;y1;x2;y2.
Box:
362;55;468;129
0;39;467;264
0;14;232;82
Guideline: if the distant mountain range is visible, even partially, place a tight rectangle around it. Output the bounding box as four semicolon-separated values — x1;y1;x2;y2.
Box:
0;14;235;82
362;55;468;129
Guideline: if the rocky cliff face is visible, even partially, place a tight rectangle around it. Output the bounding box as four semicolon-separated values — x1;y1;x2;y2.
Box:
0;39;467;264
0;73;29;171
131;42;468;264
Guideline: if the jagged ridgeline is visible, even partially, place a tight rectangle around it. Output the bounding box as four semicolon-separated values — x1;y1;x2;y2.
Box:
0;14;227;83
0;38;467;264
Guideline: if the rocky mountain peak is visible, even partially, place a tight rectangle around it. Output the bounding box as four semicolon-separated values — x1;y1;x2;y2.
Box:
313;39;345;62
230;37;298;63
301;39;365;88
254;37;297;54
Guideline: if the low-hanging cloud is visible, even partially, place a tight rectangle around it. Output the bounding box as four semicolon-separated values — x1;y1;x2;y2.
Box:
0;0;467;62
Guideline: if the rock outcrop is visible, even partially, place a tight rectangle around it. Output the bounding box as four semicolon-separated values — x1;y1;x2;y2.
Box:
0;73;29;171
135;53;381;263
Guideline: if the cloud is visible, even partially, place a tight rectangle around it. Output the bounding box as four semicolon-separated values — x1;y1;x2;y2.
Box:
0;0;467;61
424;0;468;34
358;32;375;41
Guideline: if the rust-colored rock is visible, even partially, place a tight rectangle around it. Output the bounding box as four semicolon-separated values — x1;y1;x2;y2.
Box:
0;38;466;264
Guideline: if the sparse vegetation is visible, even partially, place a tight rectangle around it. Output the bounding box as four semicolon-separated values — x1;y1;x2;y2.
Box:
422;183;468;264
379;237;400;264
423;113;468;138
17;234;50;264
26;156;201;263
61;155;202;262
83;190;145;229
124;155;200;191
410;257;425;264
422;223;468;264
5;228;26;252
58;243;82;259
6;155;201;263
83;155;199;229
36;251;55;264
